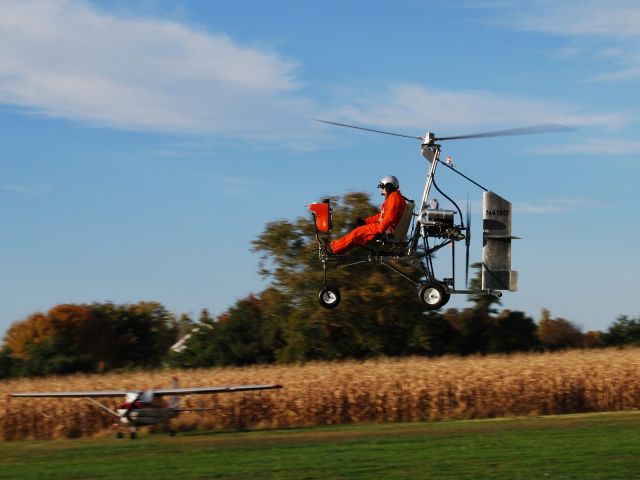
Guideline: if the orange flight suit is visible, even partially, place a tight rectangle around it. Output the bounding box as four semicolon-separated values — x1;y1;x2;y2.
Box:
330;190;407;255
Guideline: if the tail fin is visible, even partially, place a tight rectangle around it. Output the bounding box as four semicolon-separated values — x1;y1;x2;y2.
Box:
482;191;518;291
169;375;179;409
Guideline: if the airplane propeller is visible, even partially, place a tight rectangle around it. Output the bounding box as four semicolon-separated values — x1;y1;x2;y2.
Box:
122;392;143;421
465;198;471;287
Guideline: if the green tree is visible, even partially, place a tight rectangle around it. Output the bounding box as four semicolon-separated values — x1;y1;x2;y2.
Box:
0;347;18;379
445;307;493;355
603;315;640;346
488;310;539;353
171;294;281;368
213;295;276;366
108;302;178;368
409;311;461;356
168;308;217;368
252;192;428;361
466;262;502;314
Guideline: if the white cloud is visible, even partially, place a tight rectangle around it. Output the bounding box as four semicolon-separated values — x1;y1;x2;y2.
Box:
494;1;640;82
322;83;628;133
502;0;640;38
536;138;640;156
220;176;265;196
0;0;315;142
514;198;589;215
0;0;629;150
1;184;51;194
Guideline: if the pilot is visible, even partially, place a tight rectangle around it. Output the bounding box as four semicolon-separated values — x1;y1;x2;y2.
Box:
326;175;407;255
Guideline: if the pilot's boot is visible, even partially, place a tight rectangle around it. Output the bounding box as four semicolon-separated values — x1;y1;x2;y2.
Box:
319;237;333;255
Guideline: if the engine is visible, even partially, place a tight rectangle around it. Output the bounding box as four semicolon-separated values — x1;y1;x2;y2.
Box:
418;208;463;239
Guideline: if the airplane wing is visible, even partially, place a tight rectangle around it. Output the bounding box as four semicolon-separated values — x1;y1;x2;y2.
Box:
9;390;131;398
9;384;283;398
152;384;283;396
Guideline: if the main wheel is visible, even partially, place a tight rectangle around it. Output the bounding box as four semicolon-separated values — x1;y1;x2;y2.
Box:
418;282;450;311
318;285;341;309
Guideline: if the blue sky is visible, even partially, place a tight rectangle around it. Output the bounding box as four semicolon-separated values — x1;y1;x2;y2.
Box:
1;0;638;336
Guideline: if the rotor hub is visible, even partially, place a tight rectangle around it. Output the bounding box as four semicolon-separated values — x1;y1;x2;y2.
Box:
421;131;435;146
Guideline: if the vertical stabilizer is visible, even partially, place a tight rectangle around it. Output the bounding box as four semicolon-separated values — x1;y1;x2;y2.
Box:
482;192;518;291
170;375;179;409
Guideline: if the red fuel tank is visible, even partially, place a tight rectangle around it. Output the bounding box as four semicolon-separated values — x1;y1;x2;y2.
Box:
308;199;332;232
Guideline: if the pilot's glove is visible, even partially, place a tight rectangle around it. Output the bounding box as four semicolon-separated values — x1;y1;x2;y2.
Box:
355;217;365;226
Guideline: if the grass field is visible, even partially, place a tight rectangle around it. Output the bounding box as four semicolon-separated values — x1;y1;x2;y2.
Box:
1;411;639;479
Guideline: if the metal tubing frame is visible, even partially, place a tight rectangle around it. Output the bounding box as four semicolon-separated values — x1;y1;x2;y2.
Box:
312;141;496;300
379;260;422;287
419;144;441;212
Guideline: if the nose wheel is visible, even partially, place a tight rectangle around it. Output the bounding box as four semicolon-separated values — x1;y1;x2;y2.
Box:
418;282;450;310
318;285;341;309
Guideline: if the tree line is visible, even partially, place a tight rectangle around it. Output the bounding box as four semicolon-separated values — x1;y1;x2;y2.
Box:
1;192;638;379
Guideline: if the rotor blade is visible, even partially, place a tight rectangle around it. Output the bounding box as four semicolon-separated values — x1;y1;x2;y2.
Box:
314;119;423;140
436;124;573;142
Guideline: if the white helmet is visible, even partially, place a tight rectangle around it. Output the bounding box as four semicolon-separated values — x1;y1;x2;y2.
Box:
378;175;399;190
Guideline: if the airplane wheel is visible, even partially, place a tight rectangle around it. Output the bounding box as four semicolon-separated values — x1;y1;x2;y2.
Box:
418;282;450;311
130;431;137;440
116;432;124;439
318;285;341;309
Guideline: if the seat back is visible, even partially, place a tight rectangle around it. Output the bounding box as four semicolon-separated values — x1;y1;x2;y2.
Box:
388;200;414;241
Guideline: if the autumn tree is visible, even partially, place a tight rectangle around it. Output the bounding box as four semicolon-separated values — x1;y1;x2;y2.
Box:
537;309;583;350
4;312;54;362
1;301;178;377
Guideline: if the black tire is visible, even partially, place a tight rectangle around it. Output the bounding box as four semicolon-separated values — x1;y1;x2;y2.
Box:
130;431;137;440
418;282;450;311
318;285;341;309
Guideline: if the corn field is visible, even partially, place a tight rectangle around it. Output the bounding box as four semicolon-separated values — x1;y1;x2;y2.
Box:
2;348;640;440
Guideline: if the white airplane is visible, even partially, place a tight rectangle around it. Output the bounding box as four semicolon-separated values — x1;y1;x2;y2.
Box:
9;377;283;438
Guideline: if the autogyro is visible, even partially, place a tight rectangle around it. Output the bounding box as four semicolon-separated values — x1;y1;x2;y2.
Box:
309;120;569;310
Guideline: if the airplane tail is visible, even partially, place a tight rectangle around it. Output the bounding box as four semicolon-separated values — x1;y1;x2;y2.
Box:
169;375;180;409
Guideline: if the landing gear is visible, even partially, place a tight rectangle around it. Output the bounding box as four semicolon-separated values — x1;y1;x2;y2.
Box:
318;285;341;309
129;428;138;439
418;282;450;311
116;431;124;439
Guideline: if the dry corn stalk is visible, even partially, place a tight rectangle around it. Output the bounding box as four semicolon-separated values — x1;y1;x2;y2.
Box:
2;348;640;440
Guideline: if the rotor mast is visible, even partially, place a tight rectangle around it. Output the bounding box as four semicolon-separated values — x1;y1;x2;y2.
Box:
418;132;439;213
